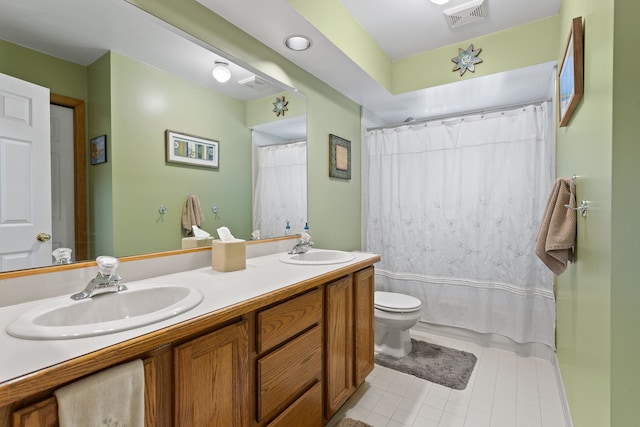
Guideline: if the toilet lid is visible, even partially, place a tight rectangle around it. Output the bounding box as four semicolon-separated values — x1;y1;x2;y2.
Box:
375;291;422;312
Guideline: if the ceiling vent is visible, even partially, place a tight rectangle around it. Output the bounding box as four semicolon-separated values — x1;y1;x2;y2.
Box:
238;75;271;91
443;0;487;29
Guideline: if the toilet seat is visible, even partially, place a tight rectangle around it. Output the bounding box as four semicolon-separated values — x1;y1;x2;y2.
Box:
374;291;422;313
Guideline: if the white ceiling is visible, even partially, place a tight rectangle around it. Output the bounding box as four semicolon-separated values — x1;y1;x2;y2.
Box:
0;0;560;129
341;0;559;60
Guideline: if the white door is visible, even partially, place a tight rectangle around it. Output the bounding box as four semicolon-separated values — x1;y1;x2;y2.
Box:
50;104;75;254
0;73;51;272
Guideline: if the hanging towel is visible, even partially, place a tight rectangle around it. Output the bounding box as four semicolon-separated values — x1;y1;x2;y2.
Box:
54;359;144;427
182;194;205;236
535;178;577;275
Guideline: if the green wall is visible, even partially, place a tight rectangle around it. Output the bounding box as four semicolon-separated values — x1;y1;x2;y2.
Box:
245;91;306;130
91;52;252;256
610;0;640;424
393;17;559;94
0;39;87;100
87;53;114;257
554;0;640;425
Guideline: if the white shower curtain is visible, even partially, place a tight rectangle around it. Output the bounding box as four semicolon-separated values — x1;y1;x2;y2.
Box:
363;103;556;348
253;135;307;238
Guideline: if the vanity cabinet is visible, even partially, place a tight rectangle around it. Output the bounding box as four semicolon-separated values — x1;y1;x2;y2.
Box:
174;319;249;427
325;266;375;420
1;260;378;427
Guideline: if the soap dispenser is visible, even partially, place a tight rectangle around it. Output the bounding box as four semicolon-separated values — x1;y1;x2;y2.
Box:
285;220;291;236
303;222;309;235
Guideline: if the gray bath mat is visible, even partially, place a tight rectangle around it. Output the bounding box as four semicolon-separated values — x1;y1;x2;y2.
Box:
375;339;477;390
336;418;373;427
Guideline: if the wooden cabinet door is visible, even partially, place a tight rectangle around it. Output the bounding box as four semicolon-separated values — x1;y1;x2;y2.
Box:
11;398;57;427
354;266;375;387
174;320;249;427
324;275;354;419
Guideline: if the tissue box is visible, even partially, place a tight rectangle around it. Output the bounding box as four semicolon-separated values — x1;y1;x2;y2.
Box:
181;237;214;249
211;239;246;272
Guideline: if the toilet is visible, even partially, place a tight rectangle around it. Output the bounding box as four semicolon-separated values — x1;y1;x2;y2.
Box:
374;291;423;358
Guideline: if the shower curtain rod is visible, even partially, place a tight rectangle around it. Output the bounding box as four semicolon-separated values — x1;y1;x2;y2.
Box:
255;138;306;147
366;98;552;132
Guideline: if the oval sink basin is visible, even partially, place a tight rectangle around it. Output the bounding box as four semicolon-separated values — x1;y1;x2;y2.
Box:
7;285;203;340
279;249;355;265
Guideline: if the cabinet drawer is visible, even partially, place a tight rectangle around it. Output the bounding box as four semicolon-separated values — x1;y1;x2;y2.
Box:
257;326;322;422
257;288;321;354
266;382;322;427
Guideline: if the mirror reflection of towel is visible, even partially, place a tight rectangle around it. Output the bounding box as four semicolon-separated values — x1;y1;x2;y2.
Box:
535;178;577;275
182;194;205;236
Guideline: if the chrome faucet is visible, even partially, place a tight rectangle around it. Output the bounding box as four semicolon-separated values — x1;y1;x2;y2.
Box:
288;232;314;255
71;256;127;300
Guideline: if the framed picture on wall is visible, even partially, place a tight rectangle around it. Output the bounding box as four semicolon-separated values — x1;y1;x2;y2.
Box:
165;130;219;169
329;134;351;180
90;135;107;165
558;16;584;127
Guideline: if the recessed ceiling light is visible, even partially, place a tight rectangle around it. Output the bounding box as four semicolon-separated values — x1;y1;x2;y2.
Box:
430;0;450;4
284;35;312;51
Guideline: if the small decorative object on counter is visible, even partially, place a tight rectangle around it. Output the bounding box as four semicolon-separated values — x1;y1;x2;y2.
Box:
211;227;246;272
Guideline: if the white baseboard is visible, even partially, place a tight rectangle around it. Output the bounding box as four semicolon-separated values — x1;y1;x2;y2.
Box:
551;355;574;427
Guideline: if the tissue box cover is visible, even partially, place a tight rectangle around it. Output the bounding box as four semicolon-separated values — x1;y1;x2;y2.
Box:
211;239;246;272
181;237;214;249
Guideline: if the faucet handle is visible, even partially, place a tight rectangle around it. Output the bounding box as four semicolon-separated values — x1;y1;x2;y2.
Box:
96;256;119;276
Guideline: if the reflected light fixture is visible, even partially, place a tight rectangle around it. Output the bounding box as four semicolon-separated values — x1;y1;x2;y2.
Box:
430;0;450;4
284;35;312;51
212;60;231;83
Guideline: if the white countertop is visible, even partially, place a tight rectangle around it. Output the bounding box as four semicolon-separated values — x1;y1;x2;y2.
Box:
0;251;378;385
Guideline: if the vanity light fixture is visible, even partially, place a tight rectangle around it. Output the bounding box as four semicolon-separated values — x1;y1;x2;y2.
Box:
284;35;312;51
212;60;231;83
430;0;450;4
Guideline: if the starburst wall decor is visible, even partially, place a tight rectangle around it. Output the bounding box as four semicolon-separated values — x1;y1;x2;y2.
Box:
451;44;483;76
272;96;289;117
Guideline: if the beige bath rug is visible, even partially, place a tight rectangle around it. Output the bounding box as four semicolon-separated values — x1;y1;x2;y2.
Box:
335;418;373;427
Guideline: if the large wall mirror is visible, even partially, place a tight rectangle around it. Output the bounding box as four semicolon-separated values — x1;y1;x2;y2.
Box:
0;0;307;274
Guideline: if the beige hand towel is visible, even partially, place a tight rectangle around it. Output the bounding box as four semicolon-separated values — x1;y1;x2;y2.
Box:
54;359;144;427
535;178;577;275
182;194;205;236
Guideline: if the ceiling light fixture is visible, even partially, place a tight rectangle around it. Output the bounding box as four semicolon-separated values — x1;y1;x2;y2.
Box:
212;60;231;83
430;0;450;5
284;35;312;51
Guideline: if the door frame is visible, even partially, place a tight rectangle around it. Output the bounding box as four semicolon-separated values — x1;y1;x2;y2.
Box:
50;93;87;261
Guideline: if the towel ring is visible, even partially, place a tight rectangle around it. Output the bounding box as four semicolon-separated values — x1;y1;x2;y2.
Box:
158;205;168;214
565;200;588;217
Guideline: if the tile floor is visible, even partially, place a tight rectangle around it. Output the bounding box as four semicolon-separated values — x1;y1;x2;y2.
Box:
327;329;568;427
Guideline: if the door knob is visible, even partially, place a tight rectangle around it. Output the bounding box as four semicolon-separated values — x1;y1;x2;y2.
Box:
36;233;52;242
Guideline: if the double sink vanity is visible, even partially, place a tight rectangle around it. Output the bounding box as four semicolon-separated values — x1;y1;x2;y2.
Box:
0;245;379;426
